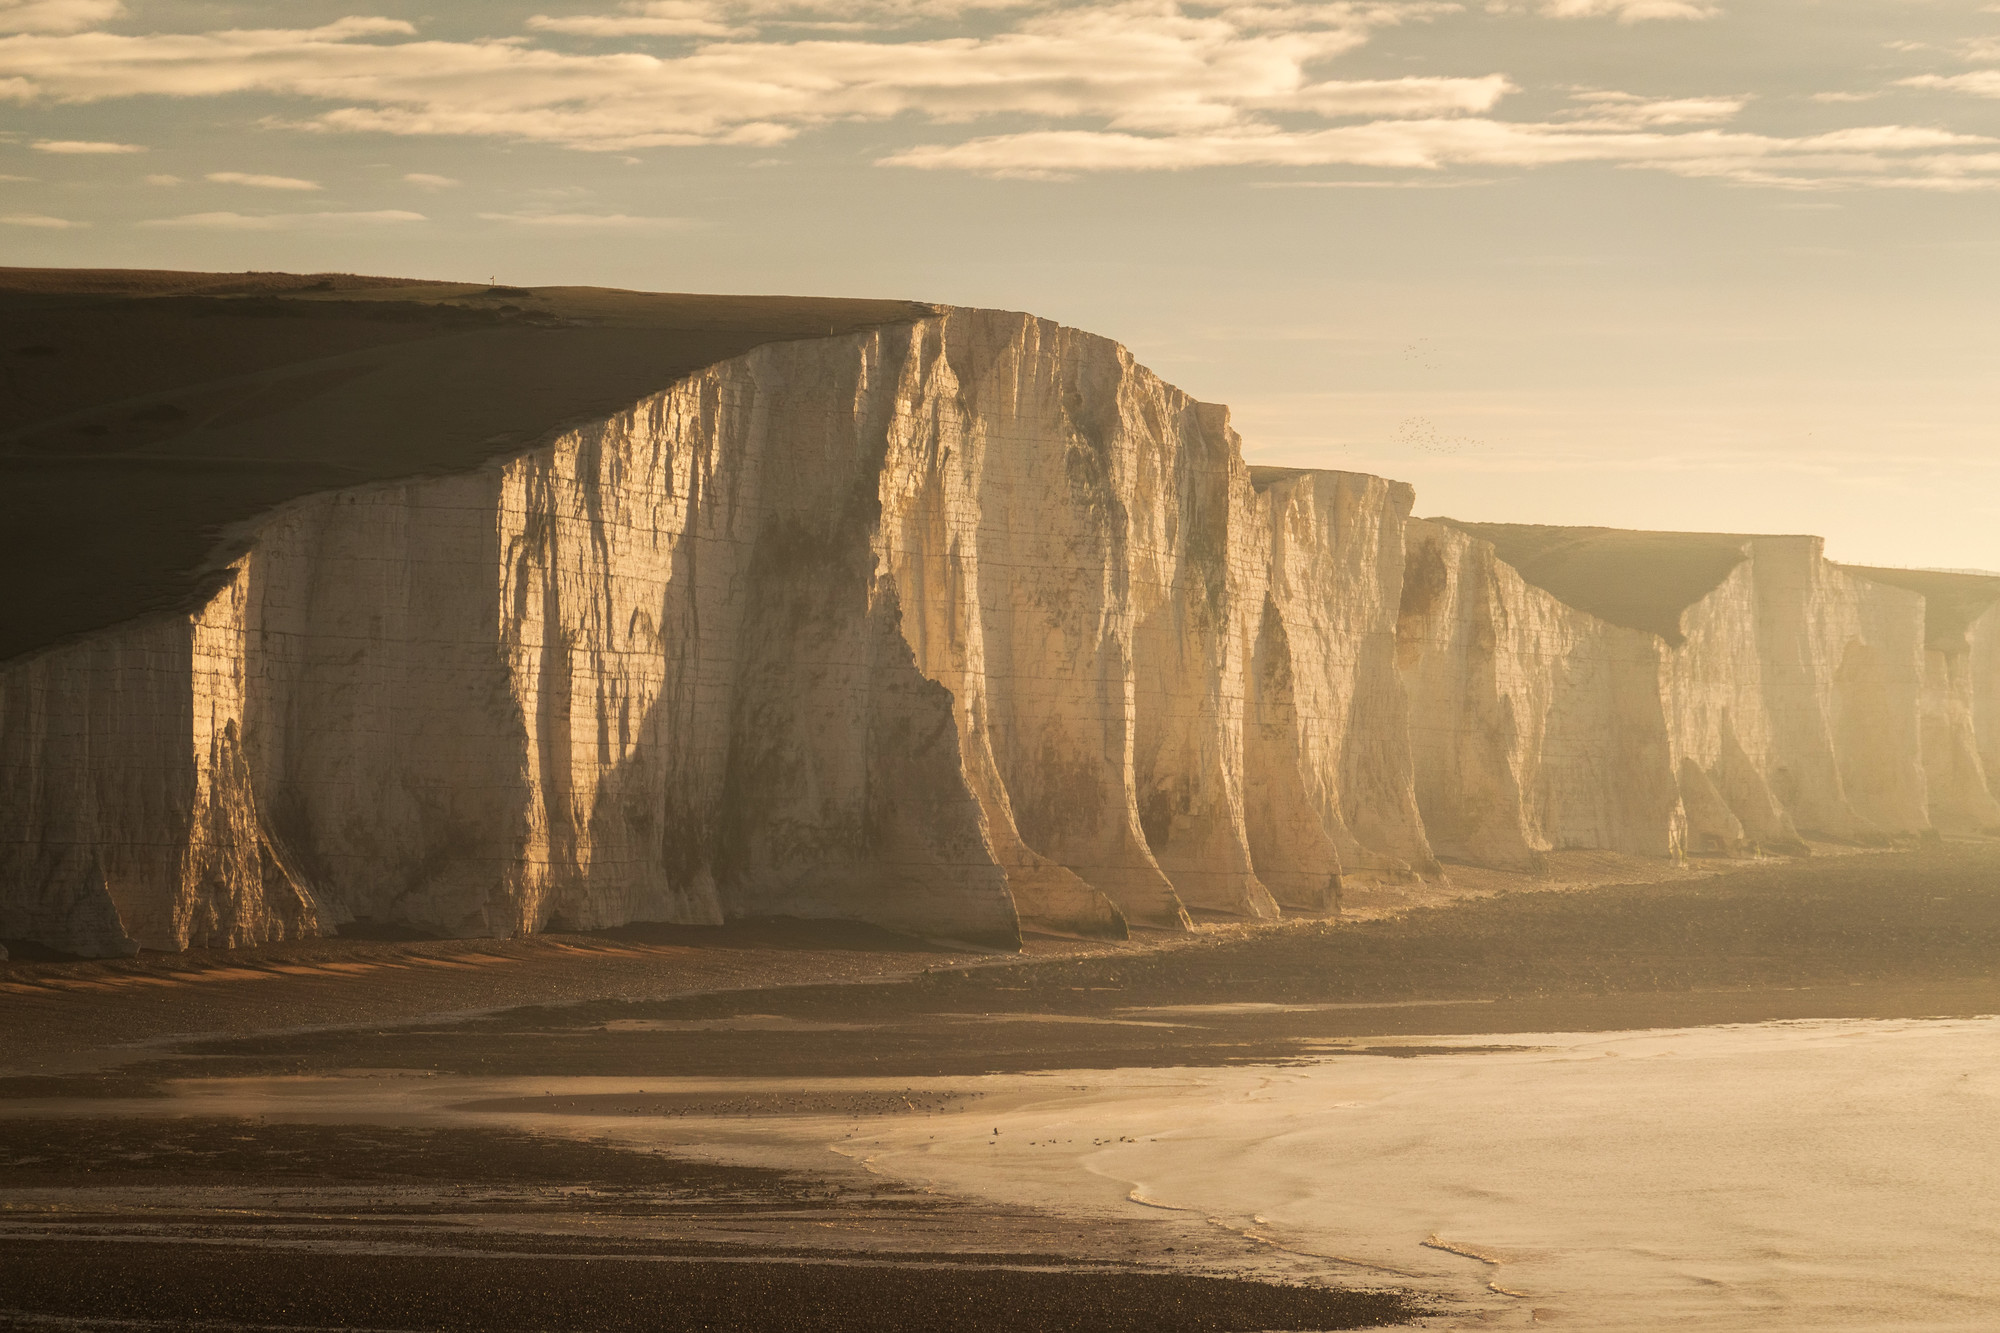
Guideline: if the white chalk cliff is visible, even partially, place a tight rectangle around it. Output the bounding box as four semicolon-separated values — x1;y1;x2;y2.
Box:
1394;519;1680;871
3;304;1997;957
1393;523;1981;869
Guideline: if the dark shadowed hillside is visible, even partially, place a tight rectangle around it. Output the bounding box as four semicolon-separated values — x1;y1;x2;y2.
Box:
1432;519;1757;642
1842;564;2000;647
0;267;933;664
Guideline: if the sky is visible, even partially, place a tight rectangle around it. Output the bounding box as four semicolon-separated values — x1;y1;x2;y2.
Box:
2;0;1997;570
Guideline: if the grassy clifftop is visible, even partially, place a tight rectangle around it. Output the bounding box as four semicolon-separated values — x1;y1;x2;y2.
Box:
0;267;932;664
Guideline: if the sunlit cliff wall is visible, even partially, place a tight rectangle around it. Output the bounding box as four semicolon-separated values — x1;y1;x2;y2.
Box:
3;307;1994;958
1247;469;1436;907
1975;604;2000;818
1;310;1437;955
1671;545;1928;852
1392;524;1942;870
1393;519;1680;870
1910;590;2000;835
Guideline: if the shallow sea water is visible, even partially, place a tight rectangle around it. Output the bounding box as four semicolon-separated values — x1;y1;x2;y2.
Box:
826;1015;2000;1330
118;1013;2000;1330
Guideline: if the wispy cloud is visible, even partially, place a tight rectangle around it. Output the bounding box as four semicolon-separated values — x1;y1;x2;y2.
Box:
31;137;141;152
1489;0;1720;22
881;119;2000;189
528;2;749;39
1;209;83;225
402;171;460;187
0;0;120;35
476;210;695;227
205;169;320;190
1252;175;1494;187
0;2;1993;193
1566;90;1746;127
0;5;1453;148
138;208;425;229
535;0;1060;35
1901;71;2000;98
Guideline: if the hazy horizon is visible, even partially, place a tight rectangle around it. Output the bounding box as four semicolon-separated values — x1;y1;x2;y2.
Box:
4;0;1996;569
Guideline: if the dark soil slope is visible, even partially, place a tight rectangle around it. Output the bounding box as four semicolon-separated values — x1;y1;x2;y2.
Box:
1841;565;2000;648
0;267;933;664
1431;519;1758;642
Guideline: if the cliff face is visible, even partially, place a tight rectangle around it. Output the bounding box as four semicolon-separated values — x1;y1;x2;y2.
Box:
1671;542;1928;851
1395;519;1680;870
1976;604;2000;816
1917;624;2000;835
1837;566;2000;836
2;309;1442;954
3;287;1995;958
0;593;322;956
1393;523;1945;869
1248;470;1436;905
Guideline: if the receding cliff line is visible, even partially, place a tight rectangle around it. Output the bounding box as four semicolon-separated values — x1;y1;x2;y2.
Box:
1394;519;1680;871
1840;566;2000;835
1;307;1435;955
1395;522;1986;870
3;279;1997;959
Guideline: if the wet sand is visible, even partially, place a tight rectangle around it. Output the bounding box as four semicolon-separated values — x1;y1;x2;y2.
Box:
0;1239;1410;1332
4;842;1999;1329
30;1014;1988;1330
0;1113;1416;1331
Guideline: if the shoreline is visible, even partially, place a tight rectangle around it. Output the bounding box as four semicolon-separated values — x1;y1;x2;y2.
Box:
2;840;1975;1076
6;842;2000;1329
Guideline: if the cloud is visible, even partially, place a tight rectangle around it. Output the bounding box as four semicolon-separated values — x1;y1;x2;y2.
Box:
205;169;320;189
476;210;695;227
1;209;82;224
0;1;1989;195
528;2;748;38
0;0;120;35
138;208;425;229
1259;74;1514;117
0;171;32;179
1901;71;2000;98
533;0;1057;33
1901;35;2000;62
403;171;459;186
142;171;178;183
1567;90;1745;127
0;4;1448;148
1493;0;1720;20
879;118;2000;189
31;137;141;152
1252;175;1492;187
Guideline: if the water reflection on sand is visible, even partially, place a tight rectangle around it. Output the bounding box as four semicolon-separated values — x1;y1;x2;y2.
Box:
827;1015;2000;1330
67;1013;2000;1330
